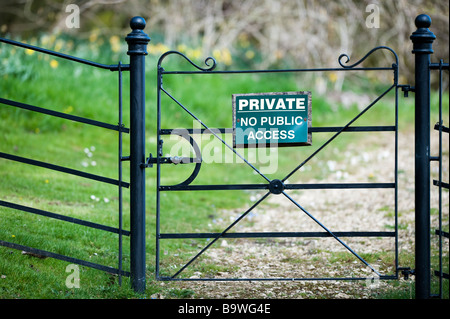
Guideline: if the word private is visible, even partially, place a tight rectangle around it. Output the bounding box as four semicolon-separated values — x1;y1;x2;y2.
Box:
233;91;312;148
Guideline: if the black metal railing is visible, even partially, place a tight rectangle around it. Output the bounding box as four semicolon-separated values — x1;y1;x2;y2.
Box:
0;17;150;292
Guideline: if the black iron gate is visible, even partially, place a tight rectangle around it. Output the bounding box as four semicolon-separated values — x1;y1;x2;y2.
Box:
153;15;448;299
154;45;401;282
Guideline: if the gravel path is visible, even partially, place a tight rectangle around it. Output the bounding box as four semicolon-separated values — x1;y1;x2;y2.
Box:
154;130;448;299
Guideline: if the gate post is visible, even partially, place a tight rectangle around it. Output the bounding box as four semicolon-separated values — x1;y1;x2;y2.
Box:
410;14;435;299
126;16;150;293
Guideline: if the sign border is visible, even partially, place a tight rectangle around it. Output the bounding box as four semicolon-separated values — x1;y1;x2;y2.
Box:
232;91;312;148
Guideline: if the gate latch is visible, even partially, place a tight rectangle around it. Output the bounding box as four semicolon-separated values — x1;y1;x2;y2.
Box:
141;153;155;168
141;153;201;168
399;85;415;97
399;267;415;280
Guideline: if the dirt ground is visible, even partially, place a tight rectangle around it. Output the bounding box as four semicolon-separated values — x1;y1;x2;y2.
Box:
153;130;449;299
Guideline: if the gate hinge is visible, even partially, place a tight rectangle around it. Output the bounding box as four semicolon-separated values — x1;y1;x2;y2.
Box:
399;85;415;97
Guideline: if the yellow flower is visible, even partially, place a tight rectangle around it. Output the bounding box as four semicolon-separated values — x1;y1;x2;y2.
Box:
221;48;232;66
49;35;56;46
238;33;250;48
213;49;221;61
109;35;120;52
11;235;15;238
328;72;338;83
89;32;98;43
50;59;58;68
54;39;64;52
25;49;35;55
275;50;284;60
245;50;255;60
41;35;50;46
212;48;232;66
109;35;119;44
177;44;187;53
45;179;49;184
64;106;74;113
189;48;202;60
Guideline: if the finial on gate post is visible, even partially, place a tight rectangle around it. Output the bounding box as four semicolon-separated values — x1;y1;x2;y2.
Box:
126;16;151;55
410;14;436;54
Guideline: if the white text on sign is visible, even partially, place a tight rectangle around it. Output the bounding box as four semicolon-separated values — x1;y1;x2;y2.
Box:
238;97;306;111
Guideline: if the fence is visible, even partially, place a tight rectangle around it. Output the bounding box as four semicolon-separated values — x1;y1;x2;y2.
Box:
0;14;448;298
0;17;149;292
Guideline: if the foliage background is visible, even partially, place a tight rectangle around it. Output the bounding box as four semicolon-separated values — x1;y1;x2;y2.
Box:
1;0;449;86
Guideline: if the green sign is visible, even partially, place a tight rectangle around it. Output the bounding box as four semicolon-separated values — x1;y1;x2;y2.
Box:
232;91;312;148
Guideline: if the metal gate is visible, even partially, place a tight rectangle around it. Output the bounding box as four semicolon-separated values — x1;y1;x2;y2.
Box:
153;15;448;299
154;45;401;282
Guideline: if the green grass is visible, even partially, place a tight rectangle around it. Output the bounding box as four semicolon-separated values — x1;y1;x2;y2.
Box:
1;34;448;299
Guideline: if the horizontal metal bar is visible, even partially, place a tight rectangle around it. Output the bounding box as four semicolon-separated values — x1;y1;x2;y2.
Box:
0;152;130;188
0;37;130;71
435;229;449;239
433;179;449;189
159;182;395;191
286;183;395;189
161;67;394;75
434;123;449;133
0;239;130;276
0;97;130;133
160;128;228;135
148;156;201;165
430;62;449;70
0;199;130;236
159;126;395;135
311;126;396;133
434;270;449;280
160;231;395;239
158;275;397;282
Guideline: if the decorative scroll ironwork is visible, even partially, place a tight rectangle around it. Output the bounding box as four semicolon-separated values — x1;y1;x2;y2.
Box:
157;50;217;71
338;46;399;69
